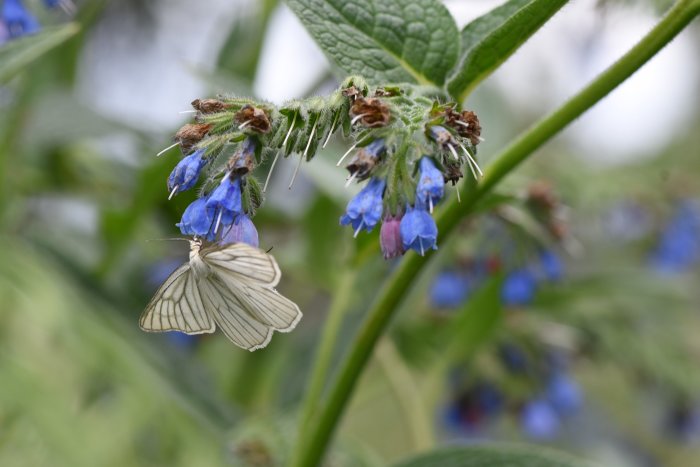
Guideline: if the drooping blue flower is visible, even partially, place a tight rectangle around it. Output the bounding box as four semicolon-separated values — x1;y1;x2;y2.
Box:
230;138;257;175
430;271;469;309
400;205;438;255
206;176;243;234
346;138;385;180
220;214;259;247
416;157;444;212
167;149;207;198
340;177;385;235
2;0;40;39
520;398;560;439
501;269;537;306
538;249;563;282
177;198;214;239
546;372;582;416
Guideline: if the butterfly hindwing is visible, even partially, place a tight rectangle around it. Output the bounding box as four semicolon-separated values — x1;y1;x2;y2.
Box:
197;274;274;351
140;264;215;334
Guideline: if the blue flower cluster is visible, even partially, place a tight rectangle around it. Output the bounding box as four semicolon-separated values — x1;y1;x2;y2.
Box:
340;153;443;258
1;0;72;44
650;199;700;274
168;137;259;247
520;368;582;439
444;348;582;439
429;249;563;310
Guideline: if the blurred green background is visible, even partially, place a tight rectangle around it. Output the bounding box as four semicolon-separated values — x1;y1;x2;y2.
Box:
1;1;699;466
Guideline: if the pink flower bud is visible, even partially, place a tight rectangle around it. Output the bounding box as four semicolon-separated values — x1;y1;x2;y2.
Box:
380;215;405;260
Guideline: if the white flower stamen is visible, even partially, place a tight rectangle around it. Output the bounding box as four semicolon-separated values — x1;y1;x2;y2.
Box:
263;151;281;193
156;142;179;157
351;113;368;125
354;220;364;238
168;185;179;200
337;142;358;166
282;112;298;148
345;171;358;188
323;112;339;148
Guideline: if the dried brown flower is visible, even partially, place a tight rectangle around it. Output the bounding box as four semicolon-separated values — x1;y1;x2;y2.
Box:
235;105;271;133
350;98;391;128
174;123;212;153
191;98;229;114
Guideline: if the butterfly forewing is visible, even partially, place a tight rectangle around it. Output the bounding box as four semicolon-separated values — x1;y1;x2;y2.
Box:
140;264;215;334
201;243;281;286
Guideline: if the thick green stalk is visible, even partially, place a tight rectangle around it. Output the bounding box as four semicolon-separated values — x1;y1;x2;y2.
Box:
291;1;700;465
292;270;356;456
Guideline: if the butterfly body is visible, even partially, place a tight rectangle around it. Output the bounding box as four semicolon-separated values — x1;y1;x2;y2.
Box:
141;240;301;351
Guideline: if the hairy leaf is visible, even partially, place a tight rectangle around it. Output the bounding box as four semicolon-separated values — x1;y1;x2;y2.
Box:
447;0;567;101
285;0;459;85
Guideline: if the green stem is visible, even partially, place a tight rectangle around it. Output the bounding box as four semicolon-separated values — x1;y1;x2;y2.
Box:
292;269;356;459
291;1;700;465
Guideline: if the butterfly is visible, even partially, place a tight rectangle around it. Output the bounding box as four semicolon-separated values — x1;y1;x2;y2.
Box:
140;239;302;351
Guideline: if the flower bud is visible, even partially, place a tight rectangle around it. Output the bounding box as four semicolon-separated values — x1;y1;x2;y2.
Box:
380;215;404;259
346;139;385;180
340;178;386;236
228;138;257;176
400;206;438;256
167;149;207;198
350;97;390;127
191;98;228;114
175;123;213;153
235;105;271;133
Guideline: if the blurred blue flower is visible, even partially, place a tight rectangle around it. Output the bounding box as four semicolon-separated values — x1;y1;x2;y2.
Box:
340;177;385;236
430;271;469;309
220;214;259;247
167;149;207;198
498;343;528;373
2;0;40;39
521;399;560;439
416;157;444;212
206;176;243;233
650;200;700;274
501;269;537;306
546;372;582;416
166;331;199;350
400;205;438;255
177;198;214;239
538;249;563;282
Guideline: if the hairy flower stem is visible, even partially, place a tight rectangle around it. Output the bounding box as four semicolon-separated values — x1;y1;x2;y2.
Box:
290;2;700;466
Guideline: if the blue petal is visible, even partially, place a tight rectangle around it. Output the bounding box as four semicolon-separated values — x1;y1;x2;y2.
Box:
400;207;438;255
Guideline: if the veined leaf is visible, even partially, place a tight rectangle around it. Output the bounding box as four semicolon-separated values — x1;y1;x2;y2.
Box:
447;0;567;102
393;444;599;467
0;23;81;84
285;0;459;86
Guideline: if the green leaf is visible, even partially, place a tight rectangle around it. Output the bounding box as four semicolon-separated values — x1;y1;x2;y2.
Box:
446;276;503;359
393;444;599;467
0;24;81;84
285;0;459;86
447;0;567;101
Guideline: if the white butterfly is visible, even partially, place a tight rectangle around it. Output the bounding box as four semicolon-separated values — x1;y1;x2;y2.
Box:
140;239;302;351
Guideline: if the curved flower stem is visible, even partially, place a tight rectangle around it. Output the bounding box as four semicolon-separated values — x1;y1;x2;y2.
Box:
290;2;700;465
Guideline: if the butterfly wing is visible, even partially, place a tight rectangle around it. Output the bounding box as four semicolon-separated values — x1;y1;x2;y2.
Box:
140;263;215;334
200;242;281;286
197;274;274;351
